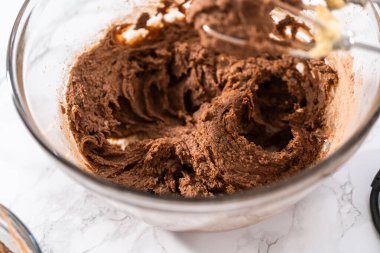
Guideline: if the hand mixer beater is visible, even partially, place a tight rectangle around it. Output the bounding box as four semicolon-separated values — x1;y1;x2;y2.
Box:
184;0;380;58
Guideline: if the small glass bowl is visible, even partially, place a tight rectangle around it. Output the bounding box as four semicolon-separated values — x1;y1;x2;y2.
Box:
0;205;41;253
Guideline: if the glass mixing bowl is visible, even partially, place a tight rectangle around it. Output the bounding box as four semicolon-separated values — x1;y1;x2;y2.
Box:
7;0;380;231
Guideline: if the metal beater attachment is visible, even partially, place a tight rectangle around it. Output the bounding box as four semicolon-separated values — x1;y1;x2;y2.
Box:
199;0;380;58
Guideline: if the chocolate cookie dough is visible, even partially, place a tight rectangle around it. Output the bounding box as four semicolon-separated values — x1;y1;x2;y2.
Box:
0;241;12;253
65;11;337;197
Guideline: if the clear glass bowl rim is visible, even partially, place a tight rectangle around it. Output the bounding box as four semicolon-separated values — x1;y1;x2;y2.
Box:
6;0;380;212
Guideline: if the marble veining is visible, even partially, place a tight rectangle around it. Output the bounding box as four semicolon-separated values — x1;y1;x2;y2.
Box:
1;1;380;252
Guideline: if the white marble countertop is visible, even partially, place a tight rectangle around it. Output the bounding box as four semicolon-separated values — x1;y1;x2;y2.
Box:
1;1;380;252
